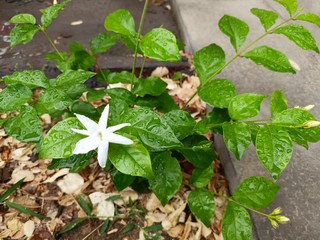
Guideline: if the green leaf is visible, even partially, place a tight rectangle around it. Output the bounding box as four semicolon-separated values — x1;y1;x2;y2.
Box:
135;92;178;113
179;135;216;168
45;51;70;72
104;9;136;36
100;220;109;233
108;98;130;126
251;8;278;31
71;101;99;120
90;32;119;54
270;90;288;117
87;89;107;102
194;44;225;83
68;42;96;70
188;189;215;227
108;138;154;179
222;202;252;240
106;71;136;84
218;15;249;51
222;122;251;160
48;151;96;172
9;14;36;24
274;0;298;17
3;70;49;89
233;176;280;209
296;13;320;28
162;110;196;140
34;88;73;117
56;69;95;88
4;105;42;143
58;217;88;234
249;124;260;145
133;76;167;97
10;24;39;47
40;0;70;28
77;194;92;216
273;24;319;53
40;118;84;159
0;84;32;113
140;28;181;62
121;222;136;234
256;125;293;179
111;169;136;191
199;79;236;108
5;201;49;219
228;93;268;120
106;88;136;105
121;34;142;53
0;178;25;202
123;107;182;151
190;165;213;188
244;46;295;73
149;152;182;205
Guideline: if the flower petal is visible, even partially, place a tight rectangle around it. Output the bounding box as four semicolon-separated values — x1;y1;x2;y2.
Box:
106;123;131;133
74;113;98;133
107;132;134;145
98;105;109;130
97;142;109;168
71;128;90;136
73;135;100;154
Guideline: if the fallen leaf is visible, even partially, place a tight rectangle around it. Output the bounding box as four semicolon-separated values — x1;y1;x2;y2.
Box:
89;192;115;218
23;220;35;237
57;173;84;194
11;168;34;184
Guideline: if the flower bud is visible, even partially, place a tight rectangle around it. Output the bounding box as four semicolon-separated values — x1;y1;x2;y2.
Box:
269;218;279;229
275;216;290;224
271;207;282;215
302;105;315;111
303;120;320;128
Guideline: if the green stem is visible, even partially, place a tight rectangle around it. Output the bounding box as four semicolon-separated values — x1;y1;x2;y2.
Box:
131;0;149;90
139;56;147;78
40;27;64;60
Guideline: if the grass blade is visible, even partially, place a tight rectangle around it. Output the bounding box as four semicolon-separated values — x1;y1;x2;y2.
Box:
5;201;49;219
0;178;24;202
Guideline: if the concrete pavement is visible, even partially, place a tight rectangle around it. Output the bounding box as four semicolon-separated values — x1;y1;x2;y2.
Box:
173;0;320;239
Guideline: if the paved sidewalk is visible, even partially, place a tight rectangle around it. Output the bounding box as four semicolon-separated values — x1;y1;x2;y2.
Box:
173;0;320;239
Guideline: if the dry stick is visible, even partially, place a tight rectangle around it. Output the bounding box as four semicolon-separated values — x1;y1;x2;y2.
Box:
81;221;105;240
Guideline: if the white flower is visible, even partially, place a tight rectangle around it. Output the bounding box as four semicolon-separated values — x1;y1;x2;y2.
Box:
71;104;133;168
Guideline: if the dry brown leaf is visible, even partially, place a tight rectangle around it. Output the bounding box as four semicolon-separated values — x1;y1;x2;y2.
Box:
57;173;84;194
89;192;115;218
23;220;35;238
11;168;34;184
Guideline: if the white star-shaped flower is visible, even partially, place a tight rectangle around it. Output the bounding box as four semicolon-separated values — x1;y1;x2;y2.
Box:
71;104;133;168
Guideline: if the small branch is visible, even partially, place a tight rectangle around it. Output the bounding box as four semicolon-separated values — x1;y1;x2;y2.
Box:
40;27;64;60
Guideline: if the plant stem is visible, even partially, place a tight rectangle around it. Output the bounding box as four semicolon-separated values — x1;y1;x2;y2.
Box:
139;56;147;78
131;0;149;90
40;27;64;60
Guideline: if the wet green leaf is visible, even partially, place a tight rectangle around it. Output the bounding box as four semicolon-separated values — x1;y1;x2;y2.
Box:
190;165;213;188
270;90;288;117
218;15;249;51
222;202;252;240
5;201;49;219
3;70;49;89
188;189;215;227
199;79;236;108
108;98;130;126
71;101;99;120
274;0;298;17
233;176;280;209
0;178;24;202
4;105;42;143
44;51;70;72
194;43;225;83
90;32;120;54
10;24;39;47
251;8;278;31
0;84;32;113
244;45;295;73
140;28;181;62
133;76;167;97
106;71;137;84
40;0;70;28
228;93;268;120
256;125;293;179
87;89;107;102
149;152;182;205
135;92;178;113
104;9;136;36
111;169;136;191
106;88;136;105
296;13;320;28
274;24;319;53
222;122;251;160
9;14;36;24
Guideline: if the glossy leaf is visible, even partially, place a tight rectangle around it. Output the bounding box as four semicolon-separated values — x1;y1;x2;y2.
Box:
233;176;280;209
108;138;154;179
132;76;167;97
296;13;320;28
244;46;295;73
87;89;107;102
251;8;278;31
106;88;136;105
5;201;49;220
199;79;236;108
4;105;42;143
162;110;196;140
140;28;181;62
274;24;319;53
106;71;136;84
190;165;213;188
249;124;260;145
274;0;298;16
188;189;215;227
68;42;96;70
194;43;225;83
256;125;293;179
45;51;70;72
121;34;142;53
34;88;73;117
40;118;84;159
270;90;288;117
0;84;32;113
77;195;92;216
135;92;178;113
218;15;249;51
222;202;252;240
228;93;268;120
10;24;39;47
104;9;136;36
0;178;25;202
40;0;70;28
9;14;36;24
3;70;49;89
108;98;130;126
71;101;99;120
111;169;136;191
90;32;119;54
149;152;182;205
222;122;251;160
123;107;182;151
